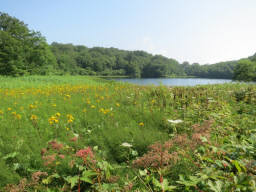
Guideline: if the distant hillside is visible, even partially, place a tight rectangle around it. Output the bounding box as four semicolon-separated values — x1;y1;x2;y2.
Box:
50;42;185;77
0;11;255;80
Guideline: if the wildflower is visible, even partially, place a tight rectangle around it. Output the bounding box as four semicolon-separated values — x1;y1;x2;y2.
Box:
55;112;61;117
167;119;183;124
67;114;74;123
0;110;3;115
16;114;21;120
48;116;58;125
116;103;120;107
52;104;56;107
42;154;56;166
65;94;71;99
31;171;48;183
41;148;47;156
83;108;87;113
29;104;36;109
7;107;11;111
48;140;63;151
121;142;132;148
70;136;78;142
58;154;65;159
30;114;38;121
91;105;95;109
151;99;156;104
104;109;110;114
66;127;70;131
76;147;94;163
139;122;144;126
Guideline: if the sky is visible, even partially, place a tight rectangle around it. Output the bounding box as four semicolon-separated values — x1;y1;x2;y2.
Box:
1;0;256;64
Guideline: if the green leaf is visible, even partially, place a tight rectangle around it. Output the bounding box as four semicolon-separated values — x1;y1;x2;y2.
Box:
65;176;79;188
232;160;247;173
80;170;97;184
152;177;176;191
2;152;18;160
139;169;147;177
208;180;223;192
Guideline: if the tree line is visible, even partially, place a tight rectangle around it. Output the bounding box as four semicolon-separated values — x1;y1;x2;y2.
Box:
0;12;255;81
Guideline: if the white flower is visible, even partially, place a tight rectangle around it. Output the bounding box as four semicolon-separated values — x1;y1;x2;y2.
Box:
167;119;183;124
121;142;132;148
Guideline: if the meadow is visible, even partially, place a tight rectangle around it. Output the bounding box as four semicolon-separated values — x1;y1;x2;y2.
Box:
0;76;255;192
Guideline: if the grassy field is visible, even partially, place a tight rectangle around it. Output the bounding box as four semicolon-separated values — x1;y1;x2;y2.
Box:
0;76;255;191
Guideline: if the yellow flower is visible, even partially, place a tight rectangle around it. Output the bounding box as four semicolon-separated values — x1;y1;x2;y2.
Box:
67;119;73;123
52;104;56;107
30;114;38;121
55;112;61;117
66;127;70;131
7;107;11;111
67;114;74;123
139;122;144;126
11;111;17;116
16;114;21;120
67;114;74;120
48;115;58;125
82;108;87;113
29;104;36;109
116;103;120;107
0;110;3;115
65;94;71;99
151;99;156;104
91;105;95;109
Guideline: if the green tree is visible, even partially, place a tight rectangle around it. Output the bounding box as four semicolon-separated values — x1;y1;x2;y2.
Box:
233;59;256;81
0;12;56;76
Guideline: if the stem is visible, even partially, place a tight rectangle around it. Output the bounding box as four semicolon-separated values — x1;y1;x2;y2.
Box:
78;177;80;192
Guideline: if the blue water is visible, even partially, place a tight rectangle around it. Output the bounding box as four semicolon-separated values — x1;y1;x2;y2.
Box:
109;78;233;86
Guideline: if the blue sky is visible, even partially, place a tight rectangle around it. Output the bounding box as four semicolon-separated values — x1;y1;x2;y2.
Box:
2;0;256;64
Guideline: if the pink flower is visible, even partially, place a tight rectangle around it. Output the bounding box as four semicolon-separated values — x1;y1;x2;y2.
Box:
58;154;65;159
76;147;94;163
48;140;63;151
70;136;78;142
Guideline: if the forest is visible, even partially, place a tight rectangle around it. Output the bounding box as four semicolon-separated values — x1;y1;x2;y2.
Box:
1;12;256;80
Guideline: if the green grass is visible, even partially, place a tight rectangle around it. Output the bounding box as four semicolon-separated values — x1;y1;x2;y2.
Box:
0;76;255;191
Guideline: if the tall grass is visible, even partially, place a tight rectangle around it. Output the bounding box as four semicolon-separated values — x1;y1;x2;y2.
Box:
0;76;255;191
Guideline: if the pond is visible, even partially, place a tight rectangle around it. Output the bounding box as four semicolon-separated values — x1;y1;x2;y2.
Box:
107;78;233;86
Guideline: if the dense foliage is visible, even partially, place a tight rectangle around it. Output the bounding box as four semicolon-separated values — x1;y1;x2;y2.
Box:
0;12;57;76
50;42;185;77
182;61;237;79
1;12;256;80
233;59;256;81
0;76;255;191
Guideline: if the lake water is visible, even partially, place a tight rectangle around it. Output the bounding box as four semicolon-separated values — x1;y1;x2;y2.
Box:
108;78;233;86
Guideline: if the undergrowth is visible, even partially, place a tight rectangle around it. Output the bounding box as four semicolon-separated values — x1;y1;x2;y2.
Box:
0;76;255;191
